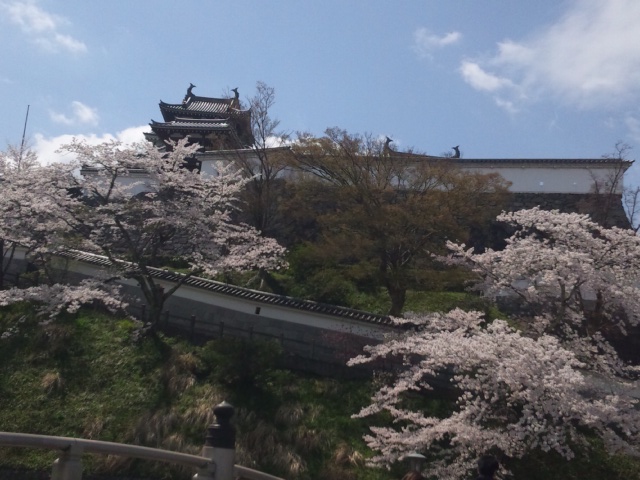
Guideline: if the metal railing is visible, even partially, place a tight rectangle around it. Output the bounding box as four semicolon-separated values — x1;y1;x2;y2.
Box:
0;402;284;480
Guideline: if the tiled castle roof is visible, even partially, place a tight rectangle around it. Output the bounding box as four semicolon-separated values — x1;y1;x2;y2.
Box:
159;95;250;121
149;88;254;149
150;118;233;131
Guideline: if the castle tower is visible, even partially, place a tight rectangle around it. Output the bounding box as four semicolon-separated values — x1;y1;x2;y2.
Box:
145;84;254;151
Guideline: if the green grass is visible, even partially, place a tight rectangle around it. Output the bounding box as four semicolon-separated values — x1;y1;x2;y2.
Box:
0;306;167;473
404;291;487;313
345;289;500;317
0;305;394;480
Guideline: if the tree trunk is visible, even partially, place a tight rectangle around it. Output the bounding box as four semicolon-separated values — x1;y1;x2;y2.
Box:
148;283;166;327
387;285;406;317
258;268;286;295
137;277;166;327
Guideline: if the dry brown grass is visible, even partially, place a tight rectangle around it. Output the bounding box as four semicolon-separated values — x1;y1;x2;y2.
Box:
41;323;73;343
41;371;64;394
233;403;332;479
181;399;217;427
82;416;106;439
332;442;365;467
33;324;74;360
160;351;201;396
131;410;182;446
98;389;222;478
175;351;200;371
274;403;306;426
314;443;366;480
124;384;223;449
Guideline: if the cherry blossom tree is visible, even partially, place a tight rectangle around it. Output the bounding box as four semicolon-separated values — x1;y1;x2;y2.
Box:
448;207;640;375
351;208;640;479
0;143;126;319
350;309;640;479
0;142;61;289
1;139;286;324
0;279;125;320
0;141;40;173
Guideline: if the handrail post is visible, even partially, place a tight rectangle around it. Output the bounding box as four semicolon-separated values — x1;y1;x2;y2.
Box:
192;460;216;480
199;401;235;480
51;443;84;480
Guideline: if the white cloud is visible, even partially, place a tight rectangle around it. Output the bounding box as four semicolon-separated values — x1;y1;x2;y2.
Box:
1;0;87;54
265;135;289;148
413;27;461;58
49;112;72;125
494;98;519;115
33;125;150;164
3;0;59;32
35;33;87;54
115;126;151;145
71;102;99;125
50;101;99;126
460;0;640;111
459;61;514;92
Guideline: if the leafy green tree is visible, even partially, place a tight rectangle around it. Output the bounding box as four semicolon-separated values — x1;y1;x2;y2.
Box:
290;128;509;315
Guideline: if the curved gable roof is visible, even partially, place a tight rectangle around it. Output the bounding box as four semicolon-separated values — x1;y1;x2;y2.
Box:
159;95;250;121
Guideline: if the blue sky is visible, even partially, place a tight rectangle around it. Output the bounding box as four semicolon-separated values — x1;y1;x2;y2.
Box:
2;0;640;184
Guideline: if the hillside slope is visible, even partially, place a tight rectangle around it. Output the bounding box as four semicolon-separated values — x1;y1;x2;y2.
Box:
0;306;395;480
1;305;639;480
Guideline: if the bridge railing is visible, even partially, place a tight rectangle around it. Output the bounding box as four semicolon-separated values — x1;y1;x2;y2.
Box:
0;401;284;480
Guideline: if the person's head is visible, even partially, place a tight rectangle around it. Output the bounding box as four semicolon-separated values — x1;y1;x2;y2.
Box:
477;455;499;477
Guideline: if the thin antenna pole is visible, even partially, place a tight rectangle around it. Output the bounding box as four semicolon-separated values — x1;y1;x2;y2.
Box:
19;104;30;164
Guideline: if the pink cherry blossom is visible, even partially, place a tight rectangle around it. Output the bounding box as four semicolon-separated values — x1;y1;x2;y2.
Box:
350;309;640;479
0;139;286;324
353;209;640;479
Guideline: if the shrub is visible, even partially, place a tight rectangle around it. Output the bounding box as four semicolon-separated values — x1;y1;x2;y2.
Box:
198;338;283;389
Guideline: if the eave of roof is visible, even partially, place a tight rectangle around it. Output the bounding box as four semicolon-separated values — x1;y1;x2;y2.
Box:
198;146;292;156
150;118;232;131
80;167;148;175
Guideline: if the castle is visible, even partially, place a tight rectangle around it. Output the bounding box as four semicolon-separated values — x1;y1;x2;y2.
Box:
141;84;633;228
145;84;253;150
